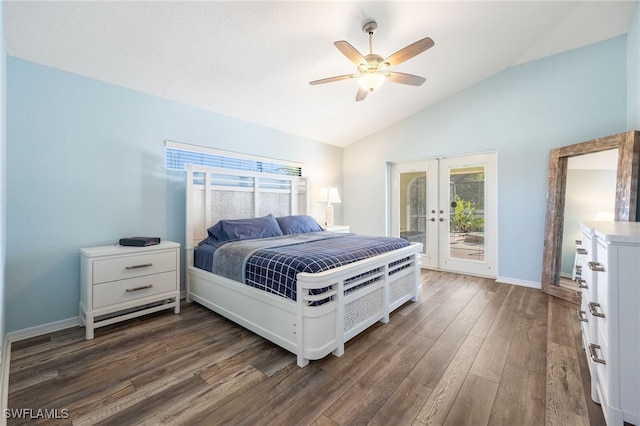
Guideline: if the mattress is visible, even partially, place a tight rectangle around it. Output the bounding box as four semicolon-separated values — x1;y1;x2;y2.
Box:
194;232;410;301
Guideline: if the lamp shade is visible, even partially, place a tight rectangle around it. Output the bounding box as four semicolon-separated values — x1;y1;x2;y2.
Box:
318;187;342;204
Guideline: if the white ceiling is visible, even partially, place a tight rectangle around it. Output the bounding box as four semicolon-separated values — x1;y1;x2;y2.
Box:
4;1;636;147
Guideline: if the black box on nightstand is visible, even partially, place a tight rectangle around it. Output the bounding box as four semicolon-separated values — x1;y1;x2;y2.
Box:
118;237;161;247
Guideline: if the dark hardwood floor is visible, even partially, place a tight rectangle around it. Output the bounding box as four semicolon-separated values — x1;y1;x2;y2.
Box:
7;270;606;425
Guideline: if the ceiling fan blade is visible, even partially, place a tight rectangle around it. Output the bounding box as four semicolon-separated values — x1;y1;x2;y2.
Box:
384;37;434;67
387;72;426;86
355;87;369;102
334;40;366;66
309;74;355;85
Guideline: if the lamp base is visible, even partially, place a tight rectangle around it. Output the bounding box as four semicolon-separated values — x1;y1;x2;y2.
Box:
325;204;335;226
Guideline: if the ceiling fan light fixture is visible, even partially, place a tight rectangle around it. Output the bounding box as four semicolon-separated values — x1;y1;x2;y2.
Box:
357;72;386;92
310;20;433;100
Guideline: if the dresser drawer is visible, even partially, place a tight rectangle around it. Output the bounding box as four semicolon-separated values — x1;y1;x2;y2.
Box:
92;250;177;284
93;271;177;308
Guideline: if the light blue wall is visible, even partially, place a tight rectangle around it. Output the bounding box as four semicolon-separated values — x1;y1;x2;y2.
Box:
343;36;628;285
629;2;640;129
5;58;342;332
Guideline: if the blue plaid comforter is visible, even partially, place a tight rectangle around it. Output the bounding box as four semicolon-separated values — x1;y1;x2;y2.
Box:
208;232;410;301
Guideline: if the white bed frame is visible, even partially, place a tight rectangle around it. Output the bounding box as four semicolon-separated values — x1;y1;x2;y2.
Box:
185;165;422;367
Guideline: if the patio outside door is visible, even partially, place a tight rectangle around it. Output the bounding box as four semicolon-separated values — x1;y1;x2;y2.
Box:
390;153;496;278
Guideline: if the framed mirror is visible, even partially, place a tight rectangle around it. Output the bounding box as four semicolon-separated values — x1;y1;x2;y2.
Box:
542;130;640;304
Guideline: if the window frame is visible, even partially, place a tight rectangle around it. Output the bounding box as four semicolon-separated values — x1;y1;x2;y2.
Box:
165;140;304;177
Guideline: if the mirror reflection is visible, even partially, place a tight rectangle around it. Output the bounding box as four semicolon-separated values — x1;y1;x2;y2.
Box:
558;149;618;290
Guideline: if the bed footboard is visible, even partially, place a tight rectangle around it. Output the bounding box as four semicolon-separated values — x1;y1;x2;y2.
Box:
295;243;421;367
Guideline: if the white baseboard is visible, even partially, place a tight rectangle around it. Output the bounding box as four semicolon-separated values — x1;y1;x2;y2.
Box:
6;293;187;344
6;317;80;343
496;276;541;289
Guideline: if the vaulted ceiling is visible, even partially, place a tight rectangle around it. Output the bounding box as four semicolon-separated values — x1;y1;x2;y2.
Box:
4;1;636;147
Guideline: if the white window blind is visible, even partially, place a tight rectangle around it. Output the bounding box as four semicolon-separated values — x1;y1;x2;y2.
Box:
165;141;303;177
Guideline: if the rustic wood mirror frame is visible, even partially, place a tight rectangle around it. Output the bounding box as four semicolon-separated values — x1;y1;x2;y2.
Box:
542;130;640;304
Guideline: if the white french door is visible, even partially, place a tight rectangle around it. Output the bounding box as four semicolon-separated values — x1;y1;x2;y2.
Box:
390;153;497;278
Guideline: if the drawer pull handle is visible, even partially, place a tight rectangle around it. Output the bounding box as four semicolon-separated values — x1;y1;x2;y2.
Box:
587;261;604;272
588;343;606;364
125;263;153;270
575;278;588;289
588;302;605;318
577;310;588;322
576;248;588;255
126;284;153;292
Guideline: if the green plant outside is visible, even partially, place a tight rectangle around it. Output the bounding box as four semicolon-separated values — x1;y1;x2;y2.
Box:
452;195;484;233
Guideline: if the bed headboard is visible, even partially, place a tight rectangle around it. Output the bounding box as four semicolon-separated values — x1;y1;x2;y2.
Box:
185;164;309;250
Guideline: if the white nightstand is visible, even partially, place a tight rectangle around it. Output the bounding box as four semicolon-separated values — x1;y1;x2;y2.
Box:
324;225;350;233
80;241;180;339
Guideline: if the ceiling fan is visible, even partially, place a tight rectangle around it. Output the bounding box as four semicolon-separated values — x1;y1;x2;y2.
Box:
309;21;434;101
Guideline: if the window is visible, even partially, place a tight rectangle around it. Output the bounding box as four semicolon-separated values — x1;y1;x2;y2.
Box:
165;140;303;177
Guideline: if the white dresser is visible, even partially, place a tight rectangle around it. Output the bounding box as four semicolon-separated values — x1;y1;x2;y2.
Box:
80;241;180;339
578;221;640;425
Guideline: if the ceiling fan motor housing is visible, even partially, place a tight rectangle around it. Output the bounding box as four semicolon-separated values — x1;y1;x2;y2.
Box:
358;54;389;73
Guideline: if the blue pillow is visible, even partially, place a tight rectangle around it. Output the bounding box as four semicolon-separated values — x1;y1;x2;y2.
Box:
222;214;284;241
276;215;323;235
206;221;226;241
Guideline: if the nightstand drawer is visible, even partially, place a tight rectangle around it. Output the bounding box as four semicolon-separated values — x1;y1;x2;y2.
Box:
93;250;176;284
93;271;177;308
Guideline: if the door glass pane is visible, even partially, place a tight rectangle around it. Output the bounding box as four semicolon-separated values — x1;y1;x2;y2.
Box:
399;171;427;250
448;166;485;261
